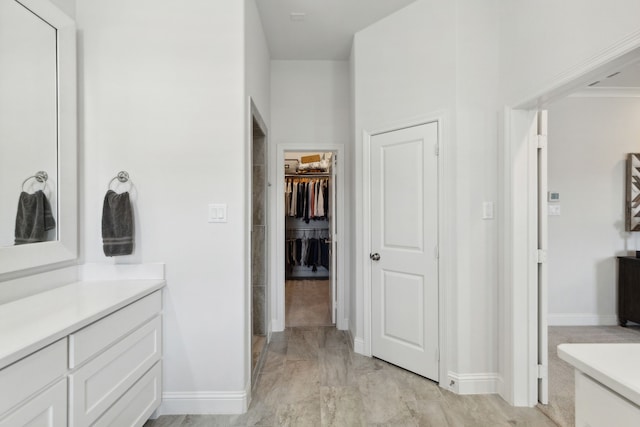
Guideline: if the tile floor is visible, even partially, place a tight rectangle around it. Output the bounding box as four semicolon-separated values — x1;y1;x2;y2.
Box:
285;280;332;328
145;326;556;427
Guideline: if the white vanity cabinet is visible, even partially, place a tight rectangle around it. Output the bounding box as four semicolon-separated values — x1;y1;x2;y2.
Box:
69;295;162;426
559;343;640;427
0;340;68;427
0;280;165;427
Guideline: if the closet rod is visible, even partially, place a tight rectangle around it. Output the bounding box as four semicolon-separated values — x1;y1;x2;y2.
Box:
285;174;331;177
286;227;329;231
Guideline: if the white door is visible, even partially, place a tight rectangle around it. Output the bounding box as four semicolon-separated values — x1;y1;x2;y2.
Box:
370;122;439;381
537;110;549;404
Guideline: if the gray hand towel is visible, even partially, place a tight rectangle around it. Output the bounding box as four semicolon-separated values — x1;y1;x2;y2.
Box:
102;190;134;256
14;190;56;245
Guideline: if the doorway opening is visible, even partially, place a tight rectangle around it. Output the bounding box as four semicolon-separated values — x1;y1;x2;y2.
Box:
274;144;345;332
250;106;268;386
503;45;640;407
284;151;335;327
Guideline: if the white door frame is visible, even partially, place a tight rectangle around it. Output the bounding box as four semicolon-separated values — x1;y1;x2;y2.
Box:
502;43;640;406
362;113;449;387
273;143;346;331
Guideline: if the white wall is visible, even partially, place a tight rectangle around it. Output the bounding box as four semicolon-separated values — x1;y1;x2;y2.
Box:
245;0;270;127
454;0;501;389
269;60;351;330
244;0;271;394
352;0;501;393
270;60;350;143
547;96;640;325
77;0;253;414
500;0;640;106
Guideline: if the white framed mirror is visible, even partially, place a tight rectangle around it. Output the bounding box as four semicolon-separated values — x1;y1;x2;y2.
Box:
0;0;77;275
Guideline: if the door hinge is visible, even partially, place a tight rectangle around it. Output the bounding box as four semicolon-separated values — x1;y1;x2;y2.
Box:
434;246;439;260
435;144;439;156
537;364;548;379
435;348;439;362
537;135;547;149
537;249;547;264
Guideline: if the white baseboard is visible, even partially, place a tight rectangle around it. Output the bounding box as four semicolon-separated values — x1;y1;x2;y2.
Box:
353;336;366;355
447;372;499;395
158;391;248;415
548;314;618;326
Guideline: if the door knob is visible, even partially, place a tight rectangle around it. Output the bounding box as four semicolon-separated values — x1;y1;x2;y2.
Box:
370;253;381;261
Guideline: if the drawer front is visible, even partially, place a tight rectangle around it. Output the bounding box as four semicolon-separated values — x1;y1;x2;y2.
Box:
0;378;67;427
70;316;162;427
0;339;67;415
575;371;640;427
69;290;161;368
94;361;162;427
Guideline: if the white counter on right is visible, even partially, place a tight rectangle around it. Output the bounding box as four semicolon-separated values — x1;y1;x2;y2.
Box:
558;343;640;427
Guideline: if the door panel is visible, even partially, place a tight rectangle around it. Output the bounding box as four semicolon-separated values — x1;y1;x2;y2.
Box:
371;122;439;381
382;270;424;347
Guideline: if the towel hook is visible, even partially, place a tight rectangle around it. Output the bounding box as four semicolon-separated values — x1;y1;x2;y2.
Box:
22;171;49;191
108;171;130;190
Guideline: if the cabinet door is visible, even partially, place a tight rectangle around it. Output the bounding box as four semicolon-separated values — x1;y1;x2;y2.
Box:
575;371;640;427
0;339;67;416
69;291;161;368
69;316;161;427
94;362;161;427
0;379;66;427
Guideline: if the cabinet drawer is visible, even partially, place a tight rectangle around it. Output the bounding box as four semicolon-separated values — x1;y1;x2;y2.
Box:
0;339;67;415
69;290;161;368
94;361;162;427
0;378;67;427
69;316;161;427
575;371;640;427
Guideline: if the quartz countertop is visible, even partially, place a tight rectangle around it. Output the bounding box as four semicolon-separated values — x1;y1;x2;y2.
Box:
0;279;165;369
558;343;640;406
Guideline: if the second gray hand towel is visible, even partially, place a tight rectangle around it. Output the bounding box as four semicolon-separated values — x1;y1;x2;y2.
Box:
102;190;134;256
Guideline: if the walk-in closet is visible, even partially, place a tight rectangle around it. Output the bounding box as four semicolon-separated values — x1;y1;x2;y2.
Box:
284;152;335;327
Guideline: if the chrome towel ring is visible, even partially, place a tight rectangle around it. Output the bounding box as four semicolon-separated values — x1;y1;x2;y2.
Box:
22;171;49;191
108;171;130;190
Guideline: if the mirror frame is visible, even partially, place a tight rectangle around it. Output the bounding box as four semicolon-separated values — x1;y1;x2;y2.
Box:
0;0;77;276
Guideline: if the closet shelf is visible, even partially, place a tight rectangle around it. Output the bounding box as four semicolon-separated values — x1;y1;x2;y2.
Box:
285;173;331;177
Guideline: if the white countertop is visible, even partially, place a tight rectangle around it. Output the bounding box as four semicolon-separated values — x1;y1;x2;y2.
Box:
558;343;640;406
0;279;165;369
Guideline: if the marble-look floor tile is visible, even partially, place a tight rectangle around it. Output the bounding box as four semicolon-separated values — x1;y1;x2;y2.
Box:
143;415;185;427
320;385;366;427
319;346;354;386
358;366;417;425
144;325;565;427
275;397;321;427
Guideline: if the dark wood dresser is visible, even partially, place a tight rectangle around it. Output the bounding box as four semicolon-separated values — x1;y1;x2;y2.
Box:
617;256;640;326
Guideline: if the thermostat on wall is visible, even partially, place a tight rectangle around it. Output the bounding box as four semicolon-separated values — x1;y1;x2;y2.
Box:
548;191;560;202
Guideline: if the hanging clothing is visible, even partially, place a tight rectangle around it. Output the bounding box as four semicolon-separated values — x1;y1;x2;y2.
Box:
285;176;329;221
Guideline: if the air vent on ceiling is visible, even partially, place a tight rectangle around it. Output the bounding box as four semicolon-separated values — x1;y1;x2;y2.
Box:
606;71;621;78
588;81;600;87
290;12;306;21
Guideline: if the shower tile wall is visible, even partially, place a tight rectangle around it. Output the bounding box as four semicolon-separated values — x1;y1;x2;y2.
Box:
252;135;266;335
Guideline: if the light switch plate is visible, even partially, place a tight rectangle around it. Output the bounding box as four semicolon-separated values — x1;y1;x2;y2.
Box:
548;205;561;216
208;204;227;223
482;202;494;219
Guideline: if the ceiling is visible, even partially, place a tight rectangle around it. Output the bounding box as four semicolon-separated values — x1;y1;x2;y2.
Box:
255;0;417;60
